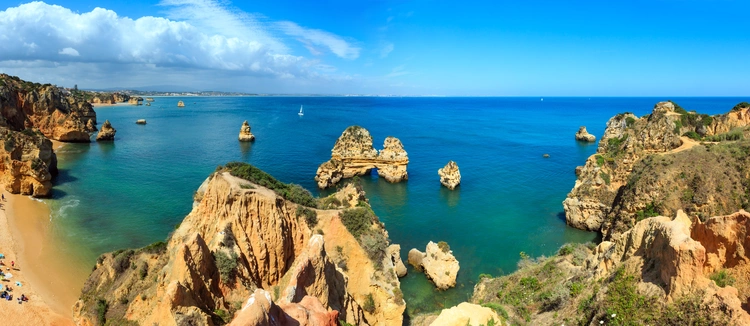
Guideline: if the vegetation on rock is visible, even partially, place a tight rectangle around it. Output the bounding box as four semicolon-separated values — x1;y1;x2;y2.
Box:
223;162;317;207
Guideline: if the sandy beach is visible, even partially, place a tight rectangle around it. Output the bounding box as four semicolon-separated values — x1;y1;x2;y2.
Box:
0;189;85;325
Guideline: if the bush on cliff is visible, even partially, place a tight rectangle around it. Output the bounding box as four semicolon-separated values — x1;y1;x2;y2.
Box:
340;207;389;268
297;206;318;227
214;250;238;284
223;162;317;207
731;102;750;112
340;207;377;239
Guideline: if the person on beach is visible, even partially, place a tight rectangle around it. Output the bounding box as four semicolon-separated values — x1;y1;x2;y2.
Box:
10;261;13;268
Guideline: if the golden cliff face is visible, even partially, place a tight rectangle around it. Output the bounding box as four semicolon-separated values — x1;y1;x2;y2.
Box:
316;126;408;188
0;128;56;196
74;167;404;325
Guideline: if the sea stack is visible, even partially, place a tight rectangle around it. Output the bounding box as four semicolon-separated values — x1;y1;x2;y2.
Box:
315;126;408;188
177;100;185;107
135;119;147;125
238;120;255;142
96;120;116;141
407;241;459;290
575;126;596;142
438;160;461;190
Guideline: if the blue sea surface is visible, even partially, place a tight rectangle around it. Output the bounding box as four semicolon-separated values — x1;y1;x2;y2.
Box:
47;96;746;315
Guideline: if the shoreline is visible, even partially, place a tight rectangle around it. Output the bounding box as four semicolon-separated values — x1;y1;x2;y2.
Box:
0;189;84;325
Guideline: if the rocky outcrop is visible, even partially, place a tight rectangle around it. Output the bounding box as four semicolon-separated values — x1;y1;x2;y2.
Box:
431;303;501;326
315;126;408;188
128;97;143;105
177;101;185;107
136;119;147;125
0;128;56;196
91;92;130;104
437;161;461;190
575;126;596;142
96;120;116;141
408;241;459;290
387;245;407;278
582;210;750;325
0;74;96;142
74;165;404;325
238;121;255;142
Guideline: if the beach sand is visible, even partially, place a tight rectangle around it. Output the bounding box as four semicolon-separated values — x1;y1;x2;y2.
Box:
0;189;85;325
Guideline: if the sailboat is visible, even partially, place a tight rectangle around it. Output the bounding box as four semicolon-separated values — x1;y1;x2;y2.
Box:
298;105;304;116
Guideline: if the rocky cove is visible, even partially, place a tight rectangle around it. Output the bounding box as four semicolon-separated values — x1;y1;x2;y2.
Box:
2;74;750;325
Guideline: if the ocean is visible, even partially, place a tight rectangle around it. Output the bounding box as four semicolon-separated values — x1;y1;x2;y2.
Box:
46;96;745;315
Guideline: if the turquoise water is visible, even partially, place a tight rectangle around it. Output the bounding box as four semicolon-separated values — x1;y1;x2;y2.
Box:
47;97;746;315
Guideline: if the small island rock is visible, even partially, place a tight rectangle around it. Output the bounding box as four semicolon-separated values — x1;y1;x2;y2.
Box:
438;160;461;190
387;244;408;277
177;100;185;107
238;120;255;142
407;241;459;290
136;119;147;125
575;126;596;142
96;120;116;141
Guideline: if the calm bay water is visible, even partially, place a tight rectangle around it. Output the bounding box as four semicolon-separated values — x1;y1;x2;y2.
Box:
46;97;745;315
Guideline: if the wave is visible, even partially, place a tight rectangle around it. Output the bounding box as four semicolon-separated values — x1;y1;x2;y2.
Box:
54;198;80;219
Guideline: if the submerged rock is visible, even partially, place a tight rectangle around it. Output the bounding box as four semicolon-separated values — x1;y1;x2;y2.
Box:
438;160;461;190
238;120;255;142
135;119;146;125
575;126;596;142
96;120;116;141
408;241;459;290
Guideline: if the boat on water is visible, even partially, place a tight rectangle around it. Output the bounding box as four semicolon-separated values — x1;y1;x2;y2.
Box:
298;105;304;116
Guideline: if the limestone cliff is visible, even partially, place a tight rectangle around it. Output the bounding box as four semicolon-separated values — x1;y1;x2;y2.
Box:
96;120;116;141
128;97;143;105
91;92;130;104
0;128;56;196
315;126;408;188
0;74;96;142
437;161;461;190
74;164;404;326
238;121;255;142
564;101;750;238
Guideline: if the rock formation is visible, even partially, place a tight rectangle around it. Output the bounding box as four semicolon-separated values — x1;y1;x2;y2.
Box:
91;92;130;104
96;120;116;141
128;97;143;105
238;121;255;142
73;164;404;325
575;126;596;142
146;98;155;102
438;160;461;190
177;100;185;107
0;74;99;196
431;303;501;326
136;119;147;125
315;126;408;188
387;244;407;278
563;101;750;238
407;241;459;290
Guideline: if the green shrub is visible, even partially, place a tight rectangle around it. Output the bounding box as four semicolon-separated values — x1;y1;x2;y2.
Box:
362;293;376;313
709;269;735;287
558;244;573;256
360;230;388;268
96;298;108;325
625;116;636;127
569;282;583;297
214;309;230;323
701;114;713;126
519;277;540;291
636;202;660;221
669;100;688;115
683;131;701;140
731;102;750;112
296;206;318;227
223;162;316;207
113;250;134;273
437;241;450;253
600;172;611;185
141;241;167;254
595;155;605;167
673;120;683;134
138;263;148;280
340;207;376;239
393;288;403;303
705;129;744;142
482;302;509;320
214;250;238;283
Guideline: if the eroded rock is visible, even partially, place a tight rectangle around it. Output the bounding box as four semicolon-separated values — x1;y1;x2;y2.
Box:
438;160;461;190
96;120;116;141
575;126;596;142
238;120;255;142
408;241;459;290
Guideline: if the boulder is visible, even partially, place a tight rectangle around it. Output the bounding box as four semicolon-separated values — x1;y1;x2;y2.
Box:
238;120;255;142
438;161;461;190
575;126;596;142
177;100;185;107
96;120;116;141
387;245;407;277
135;119;147;125
408;241;459;290
431;302;501;326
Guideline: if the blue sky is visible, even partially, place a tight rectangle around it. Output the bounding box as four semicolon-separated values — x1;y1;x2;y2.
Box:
0;0;748;95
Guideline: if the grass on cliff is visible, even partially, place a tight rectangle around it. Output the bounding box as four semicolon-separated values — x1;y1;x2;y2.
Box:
340;207;388;269
222;162;317;207
214;250;239;284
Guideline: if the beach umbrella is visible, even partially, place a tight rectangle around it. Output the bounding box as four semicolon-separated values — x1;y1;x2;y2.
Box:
3;273;11;279
15;281;20;287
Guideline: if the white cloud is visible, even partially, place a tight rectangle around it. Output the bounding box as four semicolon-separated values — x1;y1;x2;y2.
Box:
380;43;394;58
386;64;409;78
0;1;360;87
58;47;79;56
277;21;360;59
